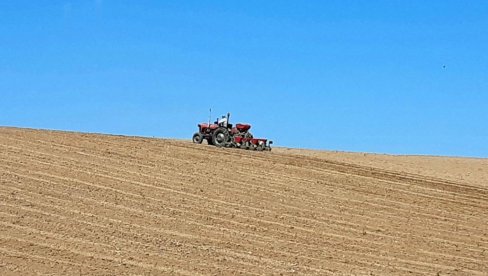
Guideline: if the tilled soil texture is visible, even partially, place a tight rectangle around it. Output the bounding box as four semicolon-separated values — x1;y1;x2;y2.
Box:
0;127;487;276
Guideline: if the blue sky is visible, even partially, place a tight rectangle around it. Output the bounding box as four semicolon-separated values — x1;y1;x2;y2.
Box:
1;1;487;157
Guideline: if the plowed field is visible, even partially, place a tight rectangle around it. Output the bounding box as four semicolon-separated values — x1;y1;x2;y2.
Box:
1;127;487;275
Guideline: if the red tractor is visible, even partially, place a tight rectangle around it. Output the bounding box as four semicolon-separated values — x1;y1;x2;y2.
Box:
192;113;272;151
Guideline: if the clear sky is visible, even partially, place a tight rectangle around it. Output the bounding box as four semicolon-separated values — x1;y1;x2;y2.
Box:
1;1;487;157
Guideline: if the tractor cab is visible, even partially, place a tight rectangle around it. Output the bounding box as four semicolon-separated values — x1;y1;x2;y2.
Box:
216;113;231;128
217;115;226;125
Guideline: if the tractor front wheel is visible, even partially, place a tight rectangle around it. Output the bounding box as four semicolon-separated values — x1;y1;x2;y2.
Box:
192;133;204;144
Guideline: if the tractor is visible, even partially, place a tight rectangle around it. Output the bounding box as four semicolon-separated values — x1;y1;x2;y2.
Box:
192;113;272;151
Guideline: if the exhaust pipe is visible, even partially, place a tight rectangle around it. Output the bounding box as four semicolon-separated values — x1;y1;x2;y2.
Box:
208;108;212;126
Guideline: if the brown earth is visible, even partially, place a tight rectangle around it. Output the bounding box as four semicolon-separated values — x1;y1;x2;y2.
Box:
0;127;487;275
274;148;488;189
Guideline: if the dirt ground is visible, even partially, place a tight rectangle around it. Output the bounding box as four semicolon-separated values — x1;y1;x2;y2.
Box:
274;148;488;189
1;127;487;275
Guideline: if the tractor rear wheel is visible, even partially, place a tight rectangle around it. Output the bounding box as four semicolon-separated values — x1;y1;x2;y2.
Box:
192;133;204;144
212;127;230;147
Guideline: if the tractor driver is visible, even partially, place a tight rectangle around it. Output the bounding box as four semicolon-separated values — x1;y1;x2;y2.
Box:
217;115;228;127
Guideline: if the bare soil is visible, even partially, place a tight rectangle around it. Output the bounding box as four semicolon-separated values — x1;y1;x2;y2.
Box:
1;127;487;275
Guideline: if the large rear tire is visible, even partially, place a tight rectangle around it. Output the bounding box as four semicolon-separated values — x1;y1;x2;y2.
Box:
192;133;204;144
212;127;230;147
